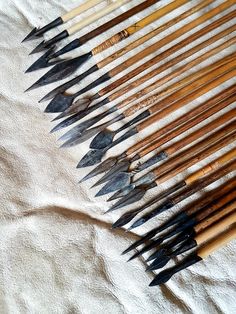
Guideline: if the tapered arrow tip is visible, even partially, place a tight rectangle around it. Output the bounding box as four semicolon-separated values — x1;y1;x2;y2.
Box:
25;46;58;72
79;157;119;183
77;149;107;168
29;40;46;55
90;128;115;149
44;93;74;113
22;27;38;42
95;172;133;197
108;188;146;211
149;271;172;286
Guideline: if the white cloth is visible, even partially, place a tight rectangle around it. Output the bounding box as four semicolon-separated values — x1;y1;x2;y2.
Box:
0;0;235;313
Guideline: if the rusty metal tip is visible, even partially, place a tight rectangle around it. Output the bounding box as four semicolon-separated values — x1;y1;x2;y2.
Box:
149;271;172;286
24;82;39;92
108;188;145;211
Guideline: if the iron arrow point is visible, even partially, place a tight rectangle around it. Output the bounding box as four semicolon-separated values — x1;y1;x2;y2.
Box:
90;128;115;149
79;157;118;182
22;27;38;42
38;52;93;86
29;40;46;55
31;54;91;89
148;256;170;271
25;46;59;72
108;182;136;201
44;93;74;113
96;172;133;197
149;271;172;286
92;158;130;188
129;218;146;230
77;149;107;168
108;188;146;211
23;18;63;43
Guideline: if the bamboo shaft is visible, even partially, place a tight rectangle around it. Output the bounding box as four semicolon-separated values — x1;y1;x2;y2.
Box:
127;85;236;157
156;133;236;185
98;6;235;96
186;148;236;185
108;1;234;77
198;225;236;259
97;0;214;68
195;192;236;226
137;64;236;132
195;200;236;234
62;0;104;22
166;109;236;156
143;57;235;116
122;37;236;116
187;180;236;216
137;89;236;158
67;0;129;35
125;0;188;36
153;122;236;178
196;210;236;245
93;0;189;55
153;110;236;185
172;159;236;205
79;0;161;44
116;34;236;110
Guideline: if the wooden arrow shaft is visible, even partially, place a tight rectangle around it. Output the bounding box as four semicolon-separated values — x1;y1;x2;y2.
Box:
92;0;189;55
187;179;236;216
157;148;236;204
67;0;129;35
171;159;236;206
165;109;236;156
126;85;236;157
62;0;104;22
153;121;236;178
97;0;213;68
136;63;236;132
195;199;236;235
102;0;233;67
198;226;236;259
196;209;236;246
98;5;235;96
185;148;236;186
154;110;236;180
137;89;236;158
79;0;160;45
155;129;236;185
122;42;236;116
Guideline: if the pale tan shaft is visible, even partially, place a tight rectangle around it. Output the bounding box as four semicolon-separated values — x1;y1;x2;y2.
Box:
196;210;236;245
121;36;236;115
67;0;129;35
186;149;236;185
195;200;236;234
62;0;104;22
114;35;236;110
97;0;214;68
198;225;236;259
136;65;236;132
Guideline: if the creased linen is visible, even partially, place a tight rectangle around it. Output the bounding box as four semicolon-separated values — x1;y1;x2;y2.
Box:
0;0;235;313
